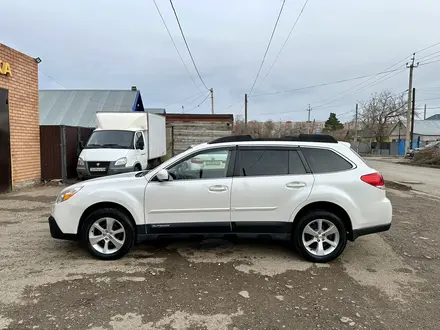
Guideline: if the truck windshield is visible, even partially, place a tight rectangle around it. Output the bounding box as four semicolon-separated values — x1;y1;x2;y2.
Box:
85;130;134;149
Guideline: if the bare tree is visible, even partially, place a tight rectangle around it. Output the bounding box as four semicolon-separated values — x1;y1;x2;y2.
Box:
359;90;407;143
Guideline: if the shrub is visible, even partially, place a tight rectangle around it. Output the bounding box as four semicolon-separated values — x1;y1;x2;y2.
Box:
412;149;440;166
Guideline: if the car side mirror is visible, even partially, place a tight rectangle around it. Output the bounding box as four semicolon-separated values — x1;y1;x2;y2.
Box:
156;169;170;182
136;141;144;150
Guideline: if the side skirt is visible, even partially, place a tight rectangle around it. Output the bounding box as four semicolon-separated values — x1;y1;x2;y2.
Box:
136;222;292;244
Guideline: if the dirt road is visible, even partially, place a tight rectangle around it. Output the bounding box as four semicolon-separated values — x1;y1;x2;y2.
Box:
367;158;440;197
0;185;439;329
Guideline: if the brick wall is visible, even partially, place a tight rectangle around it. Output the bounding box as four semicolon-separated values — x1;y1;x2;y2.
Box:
0;43;40;187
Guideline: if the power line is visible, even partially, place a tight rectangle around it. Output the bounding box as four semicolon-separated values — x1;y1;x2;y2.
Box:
259;0;309;87
417;49;440;62
248;0;287;96
251;68;404;98
184;92;210;112
252;106;309;116
419;59;440;66
218;100;243;112
415;41;440;54
164;92;205;107
169;0;209;91
152;0;202;93
317;69;407;109
307;55;409;110
39;69;66;88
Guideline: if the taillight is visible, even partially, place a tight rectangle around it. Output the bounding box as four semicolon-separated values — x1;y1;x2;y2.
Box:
361;172;385;189
191;158;203;164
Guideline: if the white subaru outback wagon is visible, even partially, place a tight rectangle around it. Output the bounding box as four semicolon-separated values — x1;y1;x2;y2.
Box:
49;134;392;263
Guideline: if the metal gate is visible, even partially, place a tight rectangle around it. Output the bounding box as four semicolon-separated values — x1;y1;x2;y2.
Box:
0;88;11;193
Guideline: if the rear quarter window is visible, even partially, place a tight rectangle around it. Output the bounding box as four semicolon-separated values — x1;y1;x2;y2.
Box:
301;148;353;173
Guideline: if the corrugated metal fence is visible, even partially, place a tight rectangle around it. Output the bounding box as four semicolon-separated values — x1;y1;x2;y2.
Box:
40;126;94;181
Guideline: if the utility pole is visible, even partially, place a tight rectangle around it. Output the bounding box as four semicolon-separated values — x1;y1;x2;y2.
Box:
210;88;214;114
244;94;248;134
424;104;427;120
354;103;358;152
278;118;282;138
410;87;416;148
405;53;419;152
307;104;311;134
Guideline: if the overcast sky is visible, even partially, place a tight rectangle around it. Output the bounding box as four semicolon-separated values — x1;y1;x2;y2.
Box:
2;0;440;122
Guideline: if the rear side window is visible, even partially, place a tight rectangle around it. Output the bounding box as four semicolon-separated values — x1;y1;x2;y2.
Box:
301;148;352;173
238;149;307;176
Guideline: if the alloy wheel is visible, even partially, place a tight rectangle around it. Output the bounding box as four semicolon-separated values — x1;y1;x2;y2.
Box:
301;219;340;257
88;217;126;254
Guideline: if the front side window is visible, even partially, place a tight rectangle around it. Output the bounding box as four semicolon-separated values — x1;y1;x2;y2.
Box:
238;149;289;176
167;148;231;180
86;130;134;149
135;132;144;149
301;148;353;173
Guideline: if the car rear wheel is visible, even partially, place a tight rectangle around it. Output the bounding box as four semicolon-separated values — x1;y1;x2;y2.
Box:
81;208;135;260
293;210;347;263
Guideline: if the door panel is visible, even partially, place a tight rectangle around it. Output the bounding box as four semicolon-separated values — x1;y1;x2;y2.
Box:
0;89;11;193
144;178;232;233
144;146;236;234
230;174;314;231
230;147;314;233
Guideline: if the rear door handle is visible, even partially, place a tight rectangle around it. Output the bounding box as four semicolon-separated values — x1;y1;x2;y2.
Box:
286;181;307;189
209;185;228;192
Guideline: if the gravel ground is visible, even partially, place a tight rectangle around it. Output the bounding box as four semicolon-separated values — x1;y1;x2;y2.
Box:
0;185;439;330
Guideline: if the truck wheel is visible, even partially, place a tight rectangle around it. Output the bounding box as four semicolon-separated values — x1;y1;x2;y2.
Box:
81;208;135;260
293;210;347;263
134;164;142;172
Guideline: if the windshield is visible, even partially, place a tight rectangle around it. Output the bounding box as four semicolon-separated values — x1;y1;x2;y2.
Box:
85;130;134;149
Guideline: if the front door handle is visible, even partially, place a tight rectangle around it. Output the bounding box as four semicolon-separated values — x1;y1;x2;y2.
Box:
286;181;307;189
209;185;228;192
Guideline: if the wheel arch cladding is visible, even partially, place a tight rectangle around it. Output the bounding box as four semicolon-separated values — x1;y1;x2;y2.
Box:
293;201;353;240
78;202;137;234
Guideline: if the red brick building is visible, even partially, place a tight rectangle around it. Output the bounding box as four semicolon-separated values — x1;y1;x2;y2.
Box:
0;43;40;192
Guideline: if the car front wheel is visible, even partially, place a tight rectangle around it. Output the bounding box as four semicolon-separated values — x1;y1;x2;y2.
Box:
81;208;135;260
293;210;347;263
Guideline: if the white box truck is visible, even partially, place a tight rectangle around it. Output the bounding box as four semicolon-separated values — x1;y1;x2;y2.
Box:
76;112;166;179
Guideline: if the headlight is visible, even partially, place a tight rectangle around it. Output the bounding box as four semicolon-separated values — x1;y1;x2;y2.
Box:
114;157;127;166
77;157;84;167
56;186;83;204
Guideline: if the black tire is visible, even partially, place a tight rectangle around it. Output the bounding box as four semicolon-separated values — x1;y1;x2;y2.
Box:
134;164;142;172
293;210;347;263
81;208;135;260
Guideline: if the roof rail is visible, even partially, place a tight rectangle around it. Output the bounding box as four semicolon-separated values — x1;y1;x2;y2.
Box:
208;134;337;144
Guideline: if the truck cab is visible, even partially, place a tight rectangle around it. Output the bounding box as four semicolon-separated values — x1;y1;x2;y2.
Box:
77;112;166;179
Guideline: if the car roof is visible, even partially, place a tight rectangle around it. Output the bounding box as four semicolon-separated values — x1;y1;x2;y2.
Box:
192;140;348;150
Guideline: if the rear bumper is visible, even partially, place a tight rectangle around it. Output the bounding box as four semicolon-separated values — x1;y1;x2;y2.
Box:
351;223;391;240
48;216;77;241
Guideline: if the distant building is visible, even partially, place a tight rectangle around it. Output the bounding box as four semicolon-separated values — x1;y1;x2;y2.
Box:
426;113;440;120
388;120;440;143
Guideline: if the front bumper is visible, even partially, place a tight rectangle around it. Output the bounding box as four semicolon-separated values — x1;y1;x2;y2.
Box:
48;216;77;241
77;165;134;179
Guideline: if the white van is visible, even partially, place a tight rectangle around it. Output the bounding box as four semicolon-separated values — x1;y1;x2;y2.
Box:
76;112;166;179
